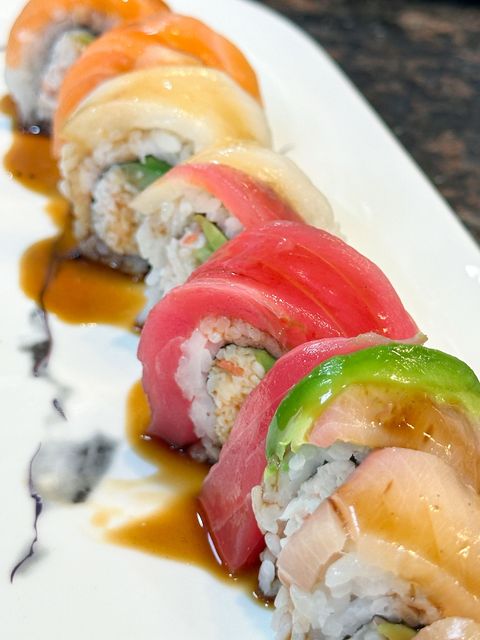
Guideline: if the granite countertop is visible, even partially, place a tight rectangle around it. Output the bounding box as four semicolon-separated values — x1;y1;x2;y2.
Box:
258;0;480;244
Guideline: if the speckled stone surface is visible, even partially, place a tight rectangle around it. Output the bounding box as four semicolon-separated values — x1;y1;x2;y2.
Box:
257;0;480;244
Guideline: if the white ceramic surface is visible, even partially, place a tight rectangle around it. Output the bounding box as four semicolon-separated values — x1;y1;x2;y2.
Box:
1;1;479;638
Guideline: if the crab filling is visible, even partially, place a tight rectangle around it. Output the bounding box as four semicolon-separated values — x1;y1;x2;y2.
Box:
207;345;276;446
91;156;172;256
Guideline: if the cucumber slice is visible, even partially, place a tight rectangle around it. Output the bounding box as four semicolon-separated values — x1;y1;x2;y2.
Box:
119;156;172;191
193;215;228;253
252;349;276;373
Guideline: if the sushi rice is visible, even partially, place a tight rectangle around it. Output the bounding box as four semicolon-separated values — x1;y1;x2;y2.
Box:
138;187;244;308
176;317;283;461
60;129;193;275
253;444;439;640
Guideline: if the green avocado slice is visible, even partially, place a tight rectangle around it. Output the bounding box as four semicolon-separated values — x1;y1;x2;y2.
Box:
193;246;214;265
119;156;172;191
72;30;96;46
252;349;276;373
192;215;229;264
194;215;228;252
266;344;480;471
377;622;417;640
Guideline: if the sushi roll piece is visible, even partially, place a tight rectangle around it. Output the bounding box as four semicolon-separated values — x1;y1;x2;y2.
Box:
134;141;336;299
252;343;480;604
58;66;271;275
5;0;169;131
53;13;261;149
199;334;408;573
201;341;480;573
269;448;480;639
138;221;418;460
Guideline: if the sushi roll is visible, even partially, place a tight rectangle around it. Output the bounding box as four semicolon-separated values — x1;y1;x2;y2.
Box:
58;66;271;275
200;341;480;573
252;343;480;605
134;141;336;299
5;0;169;131
138;222;418;461
268;448;480;639
53;13;262;148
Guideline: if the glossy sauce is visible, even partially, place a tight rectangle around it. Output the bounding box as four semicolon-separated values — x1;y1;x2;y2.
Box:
108;381;267;603
1;95;146;329
20;228;146;329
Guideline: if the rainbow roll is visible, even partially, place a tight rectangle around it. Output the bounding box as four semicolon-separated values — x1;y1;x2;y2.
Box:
134;141;336;302
5;0;169;131
138;221;418;461
59;66;271;275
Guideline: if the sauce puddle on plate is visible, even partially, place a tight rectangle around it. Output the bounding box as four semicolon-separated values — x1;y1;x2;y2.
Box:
1;94;145;330
20;227;146;329
105;381;269;605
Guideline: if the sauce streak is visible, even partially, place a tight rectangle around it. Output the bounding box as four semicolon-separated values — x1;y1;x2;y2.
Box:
1;95;145;330
20;228;146;329
1;95;60;200
107;381;268;604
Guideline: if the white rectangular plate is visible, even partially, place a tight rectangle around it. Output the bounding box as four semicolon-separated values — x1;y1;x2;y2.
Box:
1;1;480;638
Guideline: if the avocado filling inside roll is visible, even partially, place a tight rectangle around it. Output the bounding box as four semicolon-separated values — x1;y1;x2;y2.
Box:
137;189;245;305
37;29;95;127
176;317;281;461
253;445;439;640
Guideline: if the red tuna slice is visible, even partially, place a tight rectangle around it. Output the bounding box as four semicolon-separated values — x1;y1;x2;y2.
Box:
165;163;303;226
138;222;417;447
192;221;418;339
139;277;337;447
199;333;395;573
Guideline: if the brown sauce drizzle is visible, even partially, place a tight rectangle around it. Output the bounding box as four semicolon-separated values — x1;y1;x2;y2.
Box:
107;381;268;604
2;95;266;602
1;94;145;330
20;227;146;329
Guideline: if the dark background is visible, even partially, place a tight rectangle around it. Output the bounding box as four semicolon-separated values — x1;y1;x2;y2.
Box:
256;0;480;244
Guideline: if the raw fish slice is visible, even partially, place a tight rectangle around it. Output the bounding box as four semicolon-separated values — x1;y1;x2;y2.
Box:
194;221;417;339
416;619;480;640
277;448;480;621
